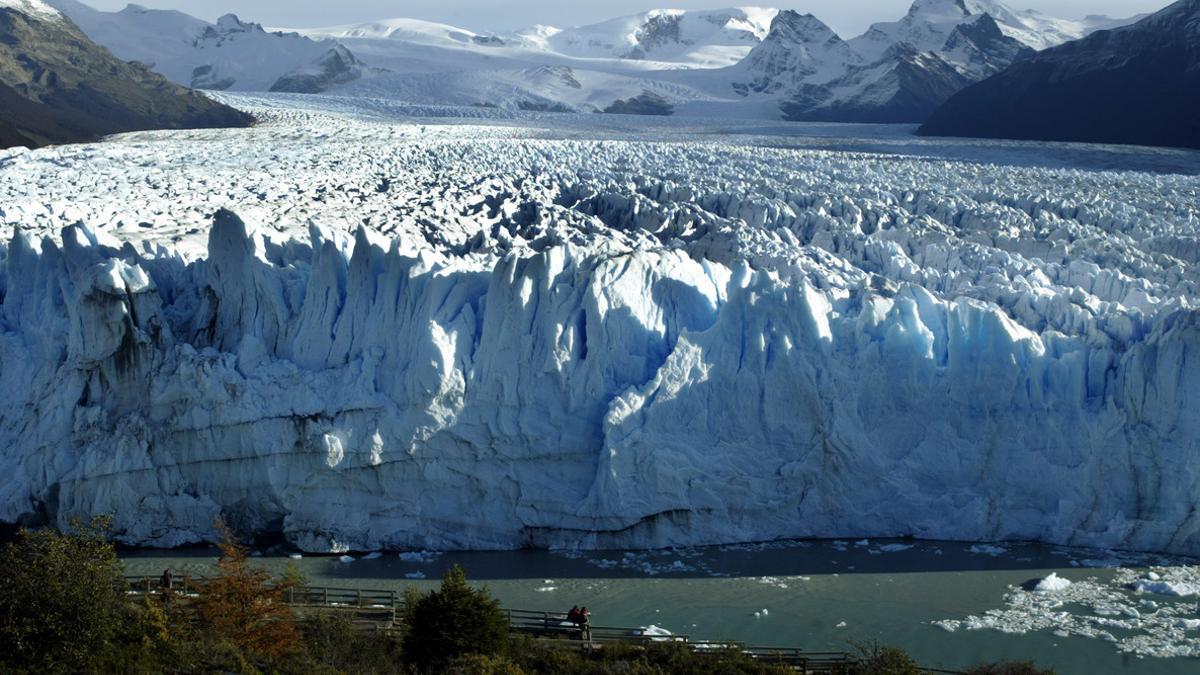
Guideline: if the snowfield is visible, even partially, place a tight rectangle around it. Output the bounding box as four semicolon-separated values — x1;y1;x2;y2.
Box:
0;95;1198;553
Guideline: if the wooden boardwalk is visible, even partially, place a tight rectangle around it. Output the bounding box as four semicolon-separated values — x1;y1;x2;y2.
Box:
125;576;961;674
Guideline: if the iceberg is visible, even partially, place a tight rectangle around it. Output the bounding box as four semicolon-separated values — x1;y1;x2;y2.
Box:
1034;573;1071;592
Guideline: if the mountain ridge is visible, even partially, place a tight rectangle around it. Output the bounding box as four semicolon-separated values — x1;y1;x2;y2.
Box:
40;1;1145;124
44;0;372;93
919;0;1200;149
0;0;251;149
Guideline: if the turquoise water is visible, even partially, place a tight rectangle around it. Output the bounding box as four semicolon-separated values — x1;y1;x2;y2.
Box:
121;539;1199;674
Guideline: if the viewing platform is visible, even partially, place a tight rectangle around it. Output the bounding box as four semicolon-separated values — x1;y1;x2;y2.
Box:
125;575;965;673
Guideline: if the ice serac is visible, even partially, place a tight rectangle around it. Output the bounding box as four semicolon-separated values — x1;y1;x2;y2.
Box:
2;184;1198;553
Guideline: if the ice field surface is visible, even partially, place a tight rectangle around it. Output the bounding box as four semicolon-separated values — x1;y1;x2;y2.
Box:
0;94;1198;557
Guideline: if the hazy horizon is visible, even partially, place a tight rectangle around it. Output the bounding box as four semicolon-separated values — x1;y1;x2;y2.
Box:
79;0;1170;37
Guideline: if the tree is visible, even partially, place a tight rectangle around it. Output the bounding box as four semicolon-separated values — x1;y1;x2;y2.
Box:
279;559;308;591
851;642;921;675
192;520;300;661
403;564;510;672
0;517;128;672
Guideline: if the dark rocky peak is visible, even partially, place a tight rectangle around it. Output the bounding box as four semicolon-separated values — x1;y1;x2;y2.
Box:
943;12;1033;77
0;0;251;148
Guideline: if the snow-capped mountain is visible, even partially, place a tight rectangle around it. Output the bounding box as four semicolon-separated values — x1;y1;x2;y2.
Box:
727;11;860;96
0;0;249;148
746;0;1149;123
301;7;778;69
525;7;778;67
45;0;372;92
725;2;1034;122
308;1;1138;122
921;0;1200;149
37;0;1142;122
779;45;974;123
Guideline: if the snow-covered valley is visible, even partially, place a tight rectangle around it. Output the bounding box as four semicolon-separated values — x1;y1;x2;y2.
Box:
1;96;1198;554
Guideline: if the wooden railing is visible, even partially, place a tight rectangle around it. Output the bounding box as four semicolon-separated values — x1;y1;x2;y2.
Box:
502;607;859;672
125;576;398;624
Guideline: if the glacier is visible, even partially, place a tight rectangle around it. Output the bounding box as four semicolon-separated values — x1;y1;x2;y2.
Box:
0;96;1198;554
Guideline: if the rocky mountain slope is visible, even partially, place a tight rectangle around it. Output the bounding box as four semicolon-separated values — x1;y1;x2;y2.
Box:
920;0;1200;149
0;0;251;148
45;0;371;92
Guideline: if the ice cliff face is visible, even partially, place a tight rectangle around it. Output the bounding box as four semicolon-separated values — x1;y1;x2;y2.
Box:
1;100;1198;554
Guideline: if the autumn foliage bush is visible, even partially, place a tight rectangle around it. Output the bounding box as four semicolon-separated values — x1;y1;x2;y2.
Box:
193;521;301;660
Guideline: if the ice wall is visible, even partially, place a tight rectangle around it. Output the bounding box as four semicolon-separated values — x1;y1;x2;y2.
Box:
2;207;1197;553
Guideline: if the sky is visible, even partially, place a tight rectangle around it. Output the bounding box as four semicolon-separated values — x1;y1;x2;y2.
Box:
82;1;1170;36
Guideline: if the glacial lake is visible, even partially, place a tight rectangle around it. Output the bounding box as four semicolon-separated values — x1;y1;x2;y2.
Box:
122;539;1200;674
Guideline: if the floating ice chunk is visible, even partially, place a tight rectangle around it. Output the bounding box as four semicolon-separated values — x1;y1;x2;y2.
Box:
641;625;674;641
969;545;1009;556
288;553;303;559
1034;573;1072;592
878;543;914;553
404;571;427;579
337;555;355;563
1131;579;1200;597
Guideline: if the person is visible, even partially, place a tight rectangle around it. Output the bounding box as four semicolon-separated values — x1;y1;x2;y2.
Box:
567;606;581;624
578;606;591;641
160;568;173;591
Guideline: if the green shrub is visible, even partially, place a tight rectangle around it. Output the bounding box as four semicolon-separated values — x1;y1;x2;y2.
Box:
0;517;128;673
446;653;528;675
299;612;405;674
655;641;794;674
403;564;510;672
505;634;593;674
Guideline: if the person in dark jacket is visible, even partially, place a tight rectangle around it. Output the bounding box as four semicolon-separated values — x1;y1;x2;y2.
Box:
578;606;591;640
